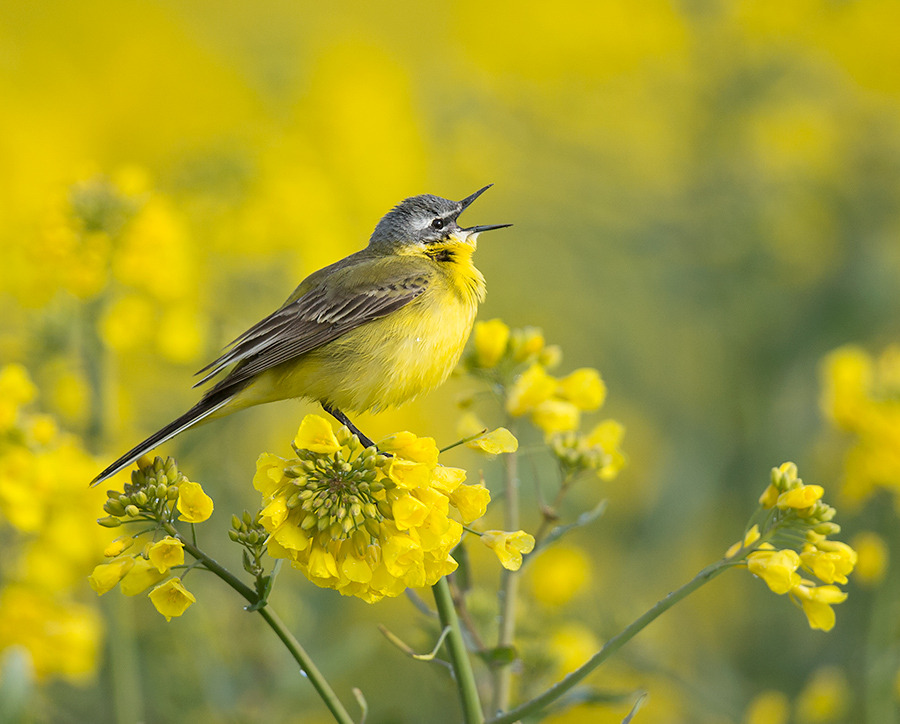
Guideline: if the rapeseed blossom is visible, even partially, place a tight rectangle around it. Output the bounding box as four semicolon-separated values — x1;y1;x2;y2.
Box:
90;456;205;621
257;415;499;602
728;463;855;632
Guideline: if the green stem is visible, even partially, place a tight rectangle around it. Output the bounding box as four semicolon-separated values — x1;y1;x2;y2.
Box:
487;559;732;724
492;433;519;714
433;577;484;724
164;525;355;724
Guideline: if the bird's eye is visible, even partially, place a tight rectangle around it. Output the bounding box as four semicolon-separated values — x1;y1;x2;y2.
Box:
431;218;445;230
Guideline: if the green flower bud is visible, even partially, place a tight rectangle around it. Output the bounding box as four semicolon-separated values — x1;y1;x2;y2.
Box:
97;515;122;528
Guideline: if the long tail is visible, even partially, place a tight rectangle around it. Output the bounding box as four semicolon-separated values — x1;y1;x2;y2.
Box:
90;393;232;487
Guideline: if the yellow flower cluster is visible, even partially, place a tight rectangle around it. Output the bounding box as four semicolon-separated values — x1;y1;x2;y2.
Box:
90;456;211;621
0;364;107;681
461;319;625;480
256;415;498;603
728;463;856;632
821;344;900;508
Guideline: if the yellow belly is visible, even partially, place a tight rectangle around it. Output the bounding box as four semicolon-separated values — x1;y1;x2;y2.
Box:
233;281;479;414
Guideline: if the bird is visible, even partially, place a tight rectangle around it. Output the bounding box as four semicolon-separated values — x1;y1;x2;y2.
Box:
92;185;510;486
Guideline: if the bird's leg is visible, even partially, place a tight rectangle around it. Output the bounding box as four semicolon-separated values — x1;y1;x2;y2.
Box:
321;404;378;449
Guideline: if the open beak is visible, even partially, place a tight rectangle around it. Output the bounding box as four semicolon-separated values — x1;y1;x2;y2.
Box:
457;184;512;235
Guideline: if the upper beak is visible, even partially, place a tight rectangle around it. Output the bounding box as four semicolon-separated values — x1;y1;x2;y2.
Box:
457;184;512;235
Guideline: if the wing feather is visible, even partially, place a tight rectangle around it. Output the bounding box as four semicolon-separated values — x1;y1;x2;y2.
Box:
194;271;429;397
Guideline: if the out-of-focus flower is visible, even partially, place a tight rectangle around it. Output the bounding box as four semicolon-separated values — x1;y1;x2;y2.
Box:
506;363;557;417
744;690;790;724
0;364;107;681
850;531;888;586
473;318;510;368
257;415;495;603
795;666;850;722
821;345;900;508
556;369;606;411
531;399;581;435
0;586;102;682
481;530;535;571
149;578;196;622
527;545;591;606
549;623;600;677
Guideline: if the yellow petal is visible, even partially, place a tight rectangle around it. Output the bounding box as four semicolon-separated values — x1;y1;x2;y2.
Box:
473;318;510;368
293;414;340;453
466;427;519;455
149;578;196;622
176;480;214;523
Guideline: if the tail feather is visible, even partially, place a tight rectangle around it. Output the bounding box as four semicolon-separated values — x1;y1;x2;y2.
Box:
90;395;232;487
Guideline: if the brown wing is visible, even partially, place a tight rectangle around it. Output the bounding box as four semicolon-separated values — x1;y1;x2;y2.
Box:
194;272;429;398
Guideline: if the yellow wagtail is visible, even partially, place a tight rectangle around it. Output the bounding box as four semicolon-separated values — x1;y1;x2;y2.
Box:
92;185;509;485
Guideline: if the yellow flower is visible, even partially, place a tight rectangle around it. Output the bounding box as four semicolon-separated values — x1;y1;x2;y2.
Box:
148;536;185;573
725;524;760;559
776;484;824;510
746;549;801;594
799;541;856;585
253;452;288;496
379;431;439;465
556;368;606;411
103;535;134;558
88;556;135;595
449;484;491;524
531;399;580;435
510;327;545;362
528;545;590;606
481;530;535;571
850;531;888;586
473;318;510;368
465;427;519;455
119;557;167;596
258;418;487;603
744;690;790;724
758;483;780;508
293;414;341;453
584;419;627;480
790;582;848;632
149;578;196;622
0;585;102;682
506;363;557;416
549;623;600;677
795;667;850;722
176;480;214;523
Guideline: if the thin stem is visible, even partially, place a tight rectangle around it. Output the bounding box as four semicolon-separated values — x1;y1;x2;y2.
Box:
163;524;355;724
491;431;519;715
487;559;732;724
433;577;484;724
257;607;356;724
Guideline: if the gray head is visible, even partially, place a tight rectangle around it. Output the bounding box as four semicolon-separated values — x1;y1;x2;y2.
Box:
368;185;510;250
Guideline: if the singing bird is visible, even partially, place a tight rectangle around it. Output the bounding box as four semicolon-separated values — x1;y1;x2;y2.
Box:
92;185;510;485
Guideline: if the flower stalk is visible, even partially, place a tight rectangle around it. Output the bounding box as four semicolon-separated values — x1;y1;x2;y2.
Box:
433;576;485;724
487;559;732;724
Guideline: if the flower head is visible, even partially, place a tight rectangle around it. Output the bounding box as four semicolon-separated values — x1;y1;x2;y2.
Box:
481;530;535;571
149;578;196;621
257;415;489;603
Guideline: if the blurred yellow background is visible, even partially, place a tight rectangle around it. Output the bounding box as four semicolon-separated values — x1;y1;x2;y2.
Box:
2;1;900;722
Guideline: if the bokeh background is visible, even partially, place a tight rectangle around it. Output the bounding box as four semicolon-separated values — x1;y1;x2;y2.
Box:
2;1;900;722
